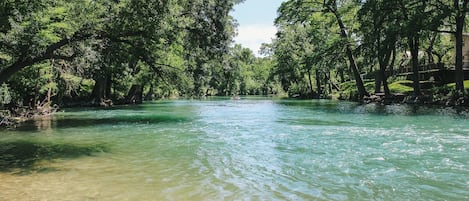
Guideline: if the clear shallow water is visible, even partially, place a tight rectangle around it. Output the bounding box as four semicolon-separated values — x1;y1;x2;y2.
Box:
1;98;468;200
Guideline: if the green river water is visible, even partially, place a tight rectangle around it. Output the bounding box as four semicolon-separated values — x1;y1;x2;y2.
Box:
0;98;468;200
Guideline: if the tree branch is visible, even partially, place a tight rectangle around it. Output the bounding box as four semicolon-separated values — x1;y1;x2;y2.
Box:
0;28;94;83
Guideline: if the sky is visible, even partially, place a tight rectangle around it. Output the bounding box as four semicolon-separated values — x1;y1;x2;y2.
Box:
230;0;285;56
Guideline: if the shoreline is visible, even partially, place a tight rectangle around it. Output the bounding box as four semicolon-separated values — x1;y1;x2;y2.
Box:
2;95;469;129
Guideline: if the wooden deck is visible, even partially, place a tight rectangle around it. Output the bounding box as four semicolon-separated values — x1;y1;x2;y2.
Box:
388;64;469;84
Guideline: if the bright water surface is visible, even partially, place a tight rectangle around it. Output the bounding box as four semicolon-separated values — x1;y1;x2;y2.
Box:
0;98;468;200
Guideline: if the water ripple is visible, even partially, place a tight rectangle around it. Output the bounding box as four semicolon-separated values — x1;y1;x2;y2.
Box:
1;99;468;200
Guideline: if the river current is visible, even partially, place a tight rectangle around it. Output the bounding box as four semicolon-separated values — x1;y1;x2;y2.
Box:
0;98;468;200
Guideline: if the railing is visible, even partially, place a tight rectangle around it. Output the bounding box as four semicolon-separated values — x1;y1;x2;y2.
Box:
395;63;444;75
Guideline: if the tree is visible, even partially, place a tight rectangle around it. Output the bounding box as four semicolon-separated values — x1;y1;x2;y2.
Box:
1;0;243;106
454;0;469;93
396;0;447;97
271;23;310;97
182;0;239;96
359;0;401;97
277;0;369;99
438;0;469;93
0;0;123;84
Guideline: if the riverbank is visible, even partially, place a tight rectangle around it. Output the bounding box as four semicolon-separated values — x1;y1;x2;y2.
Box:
359;93;469;107
0;105;58;128
335;79;469;107
2;91;468;129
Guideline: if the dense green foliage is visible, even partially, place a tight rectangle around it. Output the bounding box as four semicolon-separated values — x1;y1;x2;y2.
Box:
1;0;469;112
0;0;279;107
269;0;469;103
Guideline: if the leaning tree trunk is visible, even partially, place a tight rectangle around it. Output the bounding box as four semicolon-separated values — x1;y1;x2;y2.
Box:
389;48;396;75
332;10;368;99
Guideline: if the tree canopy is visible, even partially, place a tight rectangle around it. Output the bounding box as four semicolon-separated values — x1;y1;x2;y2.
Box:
268;0;469;103
1;0;469;111
1;0;281;107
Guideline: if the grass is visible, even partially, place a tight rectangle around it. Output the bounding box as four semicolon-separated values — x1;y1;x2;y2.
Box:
339;79;375;92
339;80;416;95
388;80;414;94
446;80;469;89
337;79;469;99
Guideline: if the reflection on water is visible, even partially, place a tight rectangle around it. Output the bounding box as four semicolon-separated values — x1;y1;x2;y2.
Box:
0;99;468;200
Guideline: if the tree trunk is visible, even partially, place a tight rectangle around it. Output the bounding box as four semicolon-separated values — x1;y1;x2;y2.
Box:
379;64;390;97
0;59;36;84
326;71;333;93
125;84;143;104
0;29;93;84
145;83;155;100
315;69;322;96
426;33;437;64
378;45;393;97
375;72;382;93
389;48;396;75
91;77;107;103
307;68;316;98
338;68;345;83
105;75;112;99
332;10;368;99
408;36;421;96
47;59;54;105
455;13;465;93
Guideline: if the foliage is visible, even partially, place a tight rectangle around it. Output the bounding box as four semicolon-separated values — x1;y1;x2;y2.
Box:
0;83;11;105
1;0;283;107
267;0;466;101
447;80;469;89
1;0;467;108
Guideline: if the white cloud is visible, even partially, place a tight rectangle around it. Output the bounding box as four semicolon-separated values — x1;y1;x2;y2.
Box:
234;24;277;56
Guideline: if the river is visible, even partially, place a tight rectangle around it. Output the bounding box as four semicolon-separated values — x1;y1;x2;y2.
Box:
0;97;468;200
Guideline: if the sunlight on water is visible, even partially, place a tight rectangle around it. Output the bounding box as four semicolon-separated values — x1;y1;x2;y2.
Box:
1;98;468;200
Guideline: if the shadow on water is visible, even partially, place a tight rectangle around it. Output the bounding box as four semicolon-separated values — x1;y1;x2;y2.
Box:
276;99;469;117
0;140;109;174
276;118;352;126
58;114;191;127
15;114;191;131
